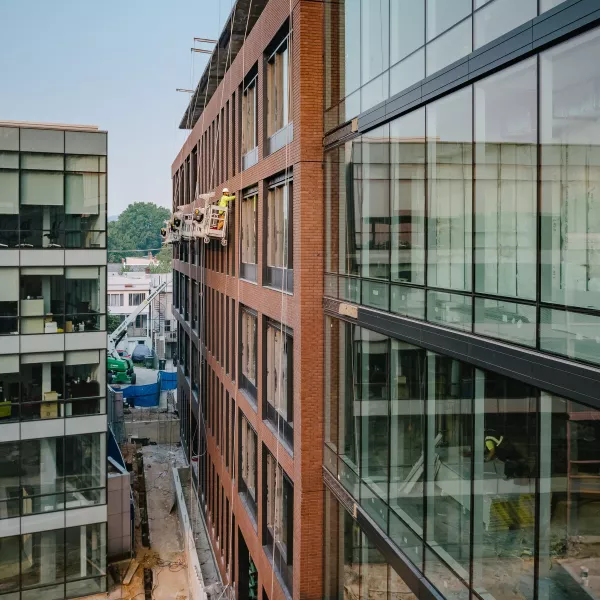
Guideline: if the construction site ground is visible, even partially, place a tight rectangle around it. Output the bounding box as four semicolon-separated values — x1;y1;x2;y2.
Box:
108;444;189;600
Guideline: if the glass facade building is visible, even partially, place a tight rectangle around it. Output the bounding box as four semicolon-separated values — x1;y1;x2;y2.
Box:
323;3;600;600
0;123;108;600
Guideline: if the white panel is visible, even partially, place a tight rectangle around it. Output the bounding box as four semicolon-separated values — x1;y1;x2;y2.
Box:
20;128;64;153
0;268;18;301
20;418;65;440
20;351;64;364
21;266;64;275
0;250;18;266
65;249;106;266
0;354;19;372
65;331;107;351
65;266;99;279
0;517;20;539
21;171;64;205
65;131;107;156
0;336;18;355
65;414;107;436
0;171;18;214
0;127;19;151
20;249;65;266
0;422;20;442
65;505;107;528
65;350;100;365
21;511;65;534
20;334;64;354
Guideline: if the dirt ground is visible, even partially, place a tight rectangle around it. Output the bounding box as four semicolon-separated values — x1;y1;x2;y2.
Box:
108;445;189;600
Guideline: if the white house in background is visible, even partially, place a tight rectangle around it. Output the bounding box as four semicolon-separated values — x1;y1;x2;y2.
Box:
107;270;176;359
107;271;151;355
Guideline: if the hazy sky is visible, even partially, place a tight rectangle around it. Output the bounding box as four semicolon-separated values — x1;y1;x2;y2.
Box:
0;0;232;216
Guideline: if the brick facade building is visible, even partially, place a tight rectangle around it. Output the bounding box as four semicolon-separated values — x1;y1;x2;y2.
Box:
171;0;324;597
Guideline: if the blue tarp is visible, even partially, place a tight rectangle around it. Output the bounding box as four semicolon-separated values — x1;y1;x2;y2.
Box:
158;370;177;390
107;426;126;469
122;382;159;407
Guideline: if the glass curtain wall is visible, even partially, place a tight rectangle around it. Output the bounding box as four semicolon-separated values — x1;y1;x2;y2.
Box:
0;128;106;249
0;523;106;599
324;0;546;132
325;28;600;369
325;316;600;600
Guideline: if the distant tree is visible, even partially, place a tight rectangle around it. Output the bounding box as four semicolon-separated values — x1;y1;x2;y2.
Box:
149;245;172;274
107;312;121;334
108;202;170;262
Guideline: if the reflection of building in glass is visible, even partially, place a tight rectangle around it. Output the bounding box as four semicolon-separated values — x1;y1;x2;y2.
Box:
324;5;600;600
0;122;107;599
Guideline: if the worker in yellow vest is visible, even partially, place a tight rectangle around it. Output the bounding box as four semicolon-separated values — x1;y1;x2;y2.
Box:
217;188;235;230
484;429;528;480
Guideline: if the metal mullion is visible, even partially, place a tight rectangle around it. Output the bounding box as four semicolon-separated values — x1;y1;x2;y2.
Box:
536;54;542;352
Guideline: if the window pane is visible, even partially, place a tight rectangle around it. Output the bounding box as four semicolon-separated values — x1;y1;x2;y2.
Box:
361;73;388;113
0;536;19;592
360;531;388;597
475;59;537;300
474;0;537;49
361;0;389;86
65;131;107;155
426;17;472;76
391;108;425;285
21;529;65;589
427;0;471;40
474;298;536;346
21;153;64;171
65;522;106;581
357;125;390;280
427;87;472;291
390;48;425;97
538;393;600;600
346;0;361;96
340;322;359;474
426;354;473;573
358;327;389;502
541;29;600;311
361;279;389;310
424;549;470;600
241;194;257;266
540;308;600;366
390;284;425;320
472;370;537;600
21;171;63;206
0;172;19;216
390;340;426;533
391;0;424;65
427;291;472;332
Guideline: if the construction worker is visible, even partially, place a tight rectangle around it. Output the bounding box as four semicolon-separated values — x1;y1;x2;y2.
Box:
484;429;528;480
216;188;235;230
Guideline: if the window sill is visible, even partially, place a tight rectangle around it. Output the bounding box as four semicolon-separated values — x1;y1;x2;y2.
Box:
263;417;293;458
267;122;293;156
242;147;259;171
239;491;258;532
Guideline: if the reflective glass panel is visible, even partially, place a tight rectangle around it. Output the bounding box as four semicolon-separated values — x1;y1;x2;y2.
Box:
427;291;473;332
426;354;473;571
541;29;600;311
475;58;537;300
474;298;536;347
356;125;390;280
389;48;425;97
391;108;425;285
358;327;389;501
390;284;425;320
427;87;473;291
426;18;472;76
474;0;537;49
361;0;389;86
390;0;425;65
427;0;471;41
540;308;600;366
472;371;537;599
538;393;600;600
389;340;426;532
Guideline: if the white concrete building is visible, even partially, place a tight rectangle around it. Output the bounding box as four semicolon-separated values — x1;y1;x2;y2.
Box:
0;122;108;598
